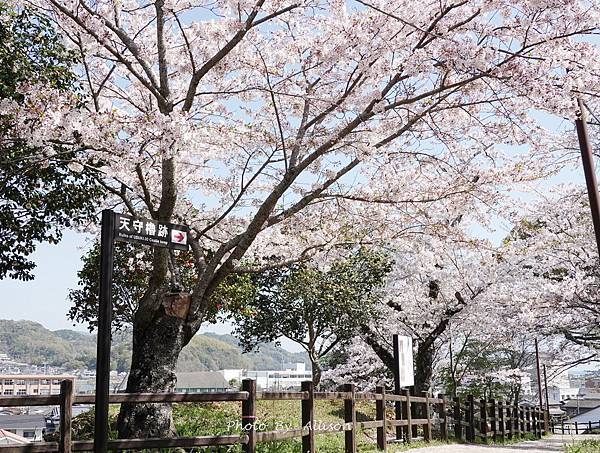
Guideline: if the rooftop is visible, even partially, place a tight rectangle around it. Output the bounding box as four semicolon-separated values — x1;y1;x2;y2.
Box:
175;372;231;389
0;415;46;430
562;398;600;409
0;375;75;380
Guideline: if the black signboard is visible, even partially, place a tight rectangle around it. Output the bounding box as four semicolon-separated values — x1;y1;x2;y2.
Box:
114;213;189;251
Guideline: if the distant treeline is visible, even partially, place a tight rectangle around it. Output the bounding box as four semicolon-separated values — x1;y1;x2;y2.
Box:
0;319;308;372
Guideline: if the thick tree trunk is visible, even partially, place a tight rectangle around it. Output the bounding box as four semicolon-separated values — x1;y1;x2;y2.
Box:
117;306;187;439
412;342;434;435
414;342;433;396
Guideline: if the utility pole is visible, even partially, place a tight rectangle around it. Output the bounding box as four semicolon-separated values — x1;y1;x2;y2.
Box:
534;339;544;410
543;364;550;412
543;364;550;433
575;98;600;255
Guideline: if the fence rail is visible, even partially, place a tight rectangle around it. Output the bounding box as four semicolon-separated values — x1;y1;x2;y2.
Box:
0;379;548;452
551;420;600;435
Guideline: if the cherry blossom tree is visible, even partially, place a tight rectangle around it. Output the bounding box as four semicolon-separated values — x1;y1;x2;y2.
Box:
502;187;600;352
5;0;600;437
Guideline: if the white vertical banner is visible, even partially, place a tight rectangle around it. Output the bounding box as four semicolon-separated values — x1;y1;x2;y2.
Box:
396;335;414;387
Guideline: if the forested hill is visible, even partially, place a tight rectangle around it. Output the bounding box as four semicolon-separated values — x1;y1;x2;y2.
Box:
0;320;308;372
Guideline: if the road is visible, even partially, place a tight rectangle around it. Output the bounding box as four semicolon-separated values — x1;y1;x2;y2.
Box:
395;435;599;452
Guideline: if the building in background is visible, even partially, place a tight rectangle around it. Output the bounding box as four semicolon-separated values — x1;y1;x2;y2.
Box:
222;363;312;390
562;397;600;418
174;372;231;393
0;429;31;446
0;375;74;397
0;415;46;441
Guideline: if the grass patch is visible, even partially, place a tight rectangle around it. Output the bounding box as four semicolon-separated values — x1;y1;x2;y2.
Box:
565;439;600;453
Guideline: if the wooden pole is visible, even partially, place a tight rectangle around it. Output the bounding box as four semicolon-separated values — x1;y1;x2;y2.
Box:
490;399;497;442
543;364;550;434
376;386;387;451
439;394;448;442
301;381;314;453
535;339;544;413
94;209;115;453
498;401;505;442
59;380;73;453
480;399;488;442
344;383;356;453
507;402;513;440
242;379;256;453
424;393;432;442
453;397;462;441
467;395;475;442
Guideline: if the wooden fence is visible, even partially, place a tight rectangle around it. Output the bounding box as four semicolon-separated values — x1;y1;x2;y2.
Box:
550;419;600;435
0;379;547;452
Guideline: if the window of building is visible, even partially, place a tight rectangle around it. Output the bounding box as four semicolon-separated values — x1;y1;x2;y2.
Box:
51;388;60;394
52;380;60;385
40;379;50;385
40;389;50;395
3;389;13;395
33;388;38;394
4;379;13;385
23;431;35;438
15;379;25;385
17;389;27;395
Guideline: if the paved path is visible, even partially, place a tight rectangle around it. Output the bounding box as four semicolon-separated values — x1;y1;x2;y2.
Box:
393;435;599;452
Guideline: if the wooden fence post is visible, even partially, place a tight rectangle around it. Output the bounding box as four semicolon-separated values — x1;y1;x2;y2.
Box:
344;383;356;453
498;401;505;442
490;399;497;442
467;395;476;442
525;407;531;435
394;387;402;441
242;379;256;453
59;379;73;453
453;397;462;441
506;403;515;439
575;421;579;435
402;389;412;444
301;381;315;453
424;393;432;442
376;386;387;451
519;406;525;437
438;394;448;442
480;399;488;442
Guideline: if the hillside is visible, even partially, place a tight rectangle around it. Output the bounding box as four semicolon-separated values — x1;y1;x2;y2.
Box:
0;319;308;372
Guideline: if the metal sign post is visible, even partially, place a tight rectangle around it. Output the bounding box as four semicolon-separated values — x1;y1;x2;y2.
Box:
393;335;414;441
93;210;189;453
393;334;402;441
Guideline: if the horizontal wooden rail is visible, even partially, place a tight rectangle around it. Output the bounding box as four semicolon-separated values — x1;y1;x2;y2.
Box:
256;428;307;442
2;379;547;452
0;395;61;407
70;434;248;451
0;445;58;452
256;391;307;400
314;391;353;400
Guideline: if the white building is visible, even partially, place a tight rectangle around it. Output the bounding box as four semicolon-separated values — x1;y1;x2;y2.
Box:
221;363;312;390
